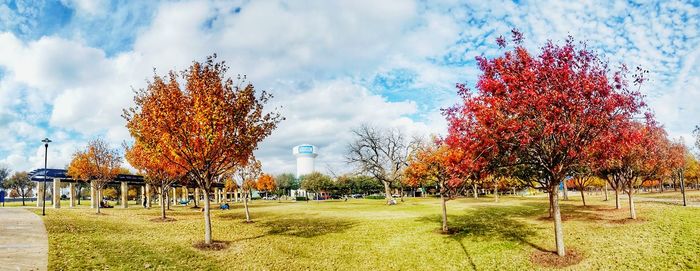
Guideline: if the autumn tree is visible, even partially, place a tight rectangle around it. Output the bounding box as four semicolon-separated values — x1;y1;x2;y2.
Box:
685;154;700;190
234;158;262;223
256;174;276;198
570;167;595;206
4;171;33;206
668;140;689;206
125;143;185;220
405;141;463;233
347;124;411;204
68;138;122;214
224;178;239;202
123;55;281;244
444;30;645;256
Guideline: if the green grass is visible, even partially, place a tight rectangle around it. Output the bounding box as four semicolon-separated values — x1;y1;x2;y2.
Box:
18;194;700;270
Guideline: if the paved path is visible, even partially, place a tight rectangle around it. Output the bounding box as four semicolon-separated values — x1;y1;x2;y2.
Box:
634;197;700;207
0;208;48;271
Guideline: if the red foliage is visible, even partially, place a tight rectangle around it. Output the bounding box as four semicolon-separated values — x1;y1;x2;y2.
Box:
444;34;645;188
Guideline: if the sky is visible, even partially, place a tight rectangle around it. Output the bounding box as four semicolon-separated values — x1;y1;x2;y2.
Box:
0;0;699;175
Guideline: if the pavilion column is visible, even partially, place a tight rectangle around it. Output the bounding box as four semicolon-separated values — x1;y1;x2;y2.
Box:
171;187;177;205
195;188;200;206
141;186;146;208
121;181;128;208
53;179;61;208
145;184;152;208
181;187;188;204
36;182;45;208
68;182;75;208
234;189;239;202
90;180;96;208
215;187;221;204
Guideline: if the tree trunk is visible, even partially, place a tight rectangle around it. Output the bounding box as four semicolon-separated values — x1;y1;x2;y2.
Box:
603;182;609;201
160;187;166;220
680;173;687;207
440;192;448;233
78;186;82;205
203;190;212;244
673;180;677;191
96;188;101;214
562;181;569;200
493;184;499;202
244;193;251;223
548;191;554;218
166;186;171;210
472;183;478;199
21;193;25;206
580;187;586;206
551;187;565;256
382;181;392;204
627;191;636;219
614;187;620;209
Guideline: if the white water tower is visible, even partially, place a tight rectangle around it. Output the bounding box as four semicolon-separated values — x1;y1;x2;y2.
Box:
293;144;318;178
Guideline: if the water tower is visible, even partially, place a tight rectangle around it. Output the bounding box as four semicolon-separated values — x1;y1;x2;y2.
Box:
293;144;318;178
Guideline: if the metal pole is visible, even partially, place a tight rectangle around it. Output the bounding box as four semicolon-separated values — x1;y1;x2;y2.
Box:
42;143;47;216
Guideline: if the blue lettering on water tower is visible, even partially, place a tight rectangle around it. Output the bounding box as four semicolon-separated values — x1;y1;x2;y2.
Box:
299;145;313;154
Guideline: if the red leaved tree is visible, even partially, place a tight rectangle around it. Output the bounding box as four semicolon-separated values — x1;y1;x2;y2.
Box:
444;30;644;256
596;120;671;219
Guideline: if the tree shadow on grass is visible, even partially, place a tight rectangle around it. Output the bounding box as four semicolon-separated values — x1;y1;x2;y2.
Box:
518;201;610;223
418;204;549;252
260;217;355;238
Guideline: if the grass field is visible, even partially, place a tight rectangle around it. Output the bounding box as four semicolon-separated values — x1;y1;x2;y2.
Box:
16;192;700;270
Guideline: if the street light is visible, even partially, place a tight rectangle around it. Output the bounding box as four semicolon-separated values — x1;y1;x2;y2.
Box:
41;138;51;216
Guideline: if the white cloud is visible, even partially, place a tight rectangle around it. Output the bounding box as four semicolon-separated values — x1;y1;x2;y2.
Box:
1;0;699;175
258;80;431;174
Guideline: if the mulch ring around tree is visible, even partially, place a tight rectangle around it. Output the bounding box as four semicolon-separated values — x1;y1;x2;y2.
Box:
149;217;177;223
530;248;584;268
193;240;230;251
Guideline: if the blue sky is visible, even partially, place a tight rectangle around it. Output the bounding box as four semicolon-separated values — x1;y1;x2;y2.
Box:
0;0;699;174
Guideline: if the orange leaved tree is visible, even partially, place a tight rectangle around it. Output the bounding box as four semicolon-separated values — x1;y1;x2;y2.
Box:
405;141;462;233
125;143;185;220
256;173;276;199
234;157;262;223
123;55;282;244
67;138;122;214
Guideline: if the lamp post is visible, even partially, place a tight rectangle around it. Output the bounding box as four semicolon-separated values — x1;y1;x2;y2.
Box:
41;138;51;216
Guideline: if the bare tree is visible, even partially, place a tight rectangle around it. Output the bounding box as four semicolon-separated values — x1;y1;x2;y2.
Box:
347;124;411;204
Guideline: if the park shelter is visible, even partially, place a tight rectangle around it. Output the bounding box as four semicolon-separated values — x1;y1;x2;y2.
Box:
27;168;227;209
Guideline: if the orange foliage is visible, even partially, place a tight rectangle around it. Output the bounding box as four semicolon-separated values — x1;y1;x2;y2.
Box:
256;174;276;192
404;142;462;196
67;138;122;214
123;55;282;243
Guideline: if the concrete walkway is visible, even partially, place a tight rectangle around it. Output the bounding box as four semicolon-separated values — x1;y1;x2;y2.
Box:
0;208;48;271
634;197;700;207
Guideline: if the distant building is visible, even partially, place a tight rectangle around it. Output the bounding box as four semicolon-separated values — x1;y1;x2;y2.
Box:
291;144;317;198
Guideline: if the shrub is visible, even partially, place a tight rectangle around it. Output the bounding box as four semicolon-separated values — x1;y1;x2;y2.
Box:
295;196;308;201
365;195;385;200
